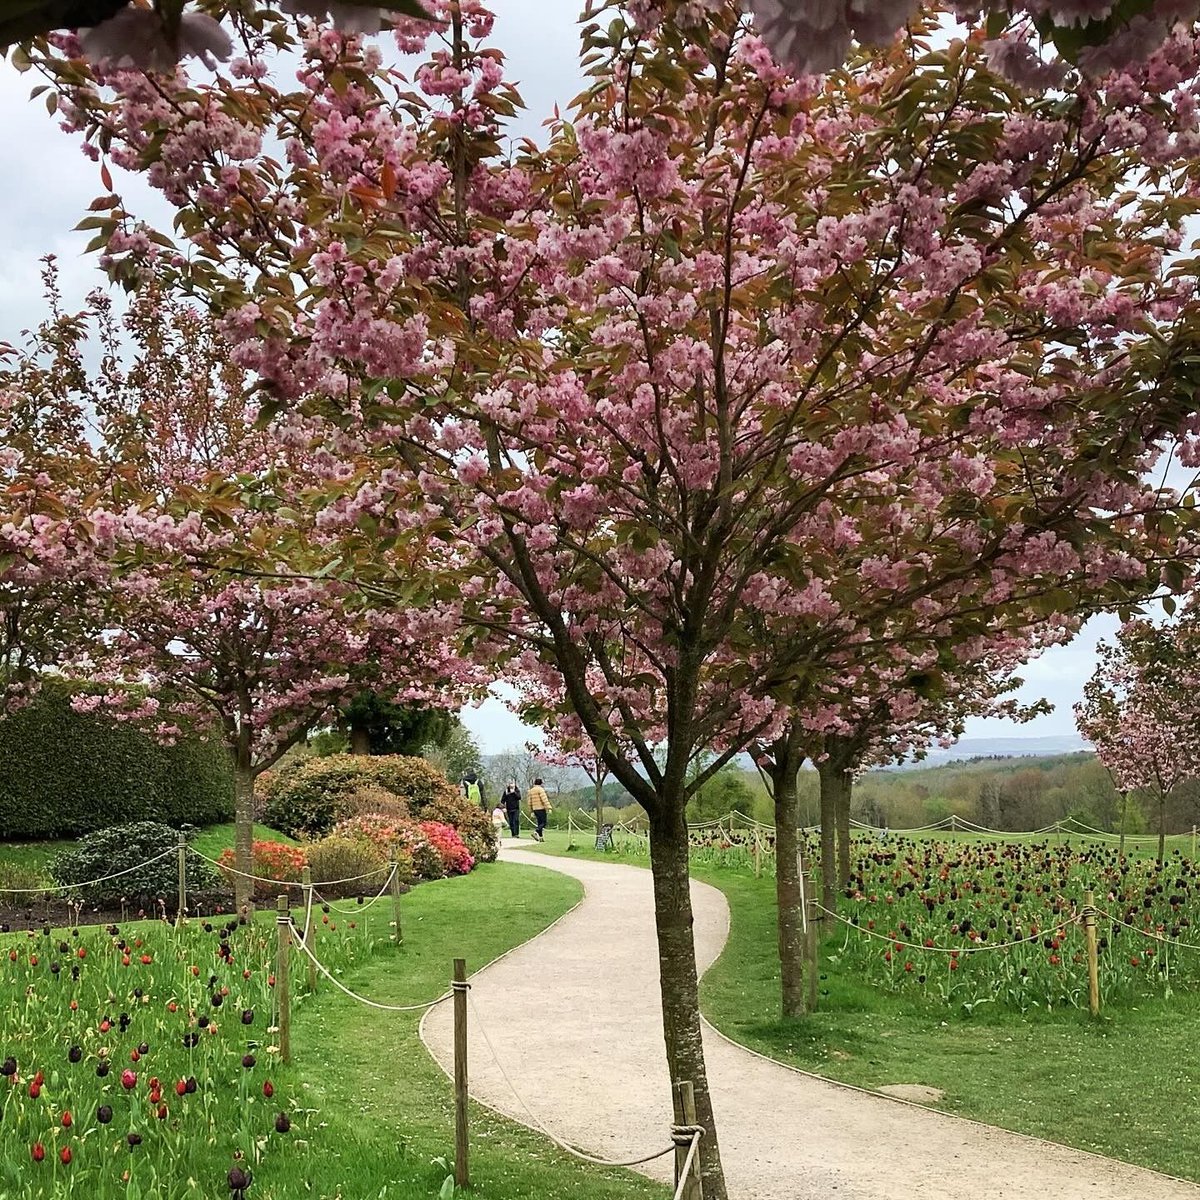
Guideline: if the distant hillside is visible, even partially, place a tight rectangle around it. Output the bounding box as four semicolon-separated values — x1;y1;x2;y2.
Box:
889;735;1092;771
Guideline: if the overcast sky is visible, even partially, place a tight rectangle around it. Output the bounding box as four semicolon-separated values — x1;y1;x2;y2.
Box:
0;6;1117;754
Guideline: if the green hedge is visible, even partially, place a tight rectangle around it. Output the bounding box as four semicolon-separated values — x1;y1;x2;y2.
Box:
0;682;233;837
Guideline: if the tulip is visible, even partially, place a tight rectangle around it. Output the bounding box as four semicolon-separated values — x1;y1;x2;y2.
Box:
120;1069;137;1090
275;1112;291;1133
61;1110;72;1128
262;1080;274;1098
31;1143;45;1162
60;1146;72;1165
97;1104;113;1124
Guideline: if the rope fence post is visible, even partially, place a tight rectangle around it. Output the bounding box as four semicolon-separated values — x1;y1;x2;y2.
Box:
453;957;470;1189
1084;889;1100;1017
567;810;576;850
276;895;292;1065
176;832;186;927
672;1080;703;1200
390;857;403;947
301;867;316;992
753;827;762;878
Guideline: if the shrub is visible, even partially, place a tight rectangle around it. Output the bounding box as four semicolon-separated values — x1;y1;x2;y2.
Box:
420;797;498;864
345;783;410;821
331;814;406;857
259;755;493;861
360;757;461;815
257;756;361;838
50;822;219;907
0;681;233;838
305;836;388;899
420;821;474;875
216;840;307;901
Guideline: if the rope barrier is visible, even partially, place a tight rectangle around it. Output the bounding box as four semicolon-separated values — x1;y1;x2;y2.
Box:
290;921;452;1012
0;847;179;894
312;865;398;914
1093;907;1200;953
818;904;1078;955
194;848;392;889
465;989;678;1168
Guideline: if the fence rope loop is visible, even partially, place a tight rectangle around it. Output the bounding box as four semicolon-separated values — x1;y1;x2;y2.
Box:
450;978;471;994
670;1123;705;1145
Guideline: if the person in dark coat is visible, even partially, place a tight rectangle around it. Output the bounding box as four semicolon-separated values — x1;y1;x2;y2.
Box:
500;779;522;839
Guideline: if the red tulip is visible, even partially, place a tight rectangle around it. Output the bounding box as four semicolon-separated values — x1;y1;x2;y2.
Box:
77;947;86;959
120;1070;137;1090
31;1143;45;1162
140;955;152;965
60;1146;72;1165
28;1081;40;1099
262;1080;274;1098
175;1079;187;1097
61;1111;72;1128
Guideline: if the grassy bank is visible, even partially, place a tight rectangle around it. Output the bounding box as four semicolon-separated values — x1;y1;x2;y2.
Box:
531;829;1200;1182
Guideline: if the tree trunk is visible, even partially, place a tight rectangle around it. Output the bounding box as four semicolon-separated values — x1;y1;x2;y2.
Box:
594;773;604;844
772;764;807;1018
349;727;371;755
816;760;838;907
837;771;852;889
234;761;255;915
1159;791;1166;867
647;802;728;1200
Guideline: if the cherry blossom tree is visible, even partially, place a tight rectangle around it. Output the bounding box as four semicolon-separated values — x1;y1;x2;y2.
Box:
23;5;1200;1192
0;264;117;716
29;280;472;911
754;640;1053;1016
1076;615;1200;863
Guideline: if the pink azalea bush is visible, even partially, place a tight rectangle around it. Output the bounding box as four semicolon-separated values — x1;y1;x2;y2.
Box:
331;813;474;879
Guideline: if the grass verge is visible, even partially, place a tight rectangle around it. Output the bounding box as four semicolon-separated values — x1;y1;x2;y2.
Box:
530;829;1200;1183
279;859;666;1199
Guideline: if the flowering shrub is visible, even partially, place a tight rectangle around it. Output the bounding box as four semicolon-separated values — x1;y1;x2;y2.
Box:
420;798;498;865
216;840;306;901
331;814;405;857
420;821;474;876
259;754;459;838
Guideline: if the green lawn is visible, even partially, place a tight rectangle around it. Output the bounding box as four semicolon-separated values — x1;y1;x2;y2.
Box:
532;829;1200;1183
280;860;666;1199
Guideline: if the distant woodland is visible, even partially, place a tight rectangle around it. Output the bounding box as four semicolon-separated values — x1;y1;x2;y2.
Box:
549;753;1200;835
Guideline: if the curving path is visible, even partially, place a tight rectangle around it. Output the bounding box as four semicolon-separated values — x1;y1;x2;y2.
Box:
421;844;1200;1199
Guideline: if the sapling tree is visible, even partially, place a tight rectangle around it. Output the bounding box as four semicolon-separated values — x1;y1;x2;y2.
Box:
1076;615;1200;864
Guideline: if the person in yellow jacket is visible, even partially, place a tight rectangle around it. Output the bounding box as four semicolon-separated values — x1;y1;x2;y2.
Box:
527;778;552;842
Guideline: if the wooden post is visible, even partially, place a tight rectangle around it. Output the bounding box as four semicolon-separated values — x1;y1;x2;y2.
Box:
1084;889;1100;1017
672;1080;702;1200
389;857;403;947
276;895;292;1064
301;867;316;991
806;865;822;1013
453;958;469;1188
566;810;575;850
176;832;187;927
753;827;762;877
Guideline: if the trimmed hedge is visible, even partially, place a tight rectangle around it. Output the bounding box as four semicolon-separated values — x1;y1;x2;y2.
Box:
0;682;233;838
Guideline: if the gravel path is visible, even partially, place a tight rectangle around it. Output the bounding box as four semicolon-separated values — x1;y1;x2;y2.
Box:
421;844;1200;1199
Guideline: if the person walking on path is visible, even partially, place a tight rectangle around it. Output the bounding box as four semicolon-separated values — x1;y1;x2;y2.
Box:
500;779;522;839
462;770;486;811
528;778;552;841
